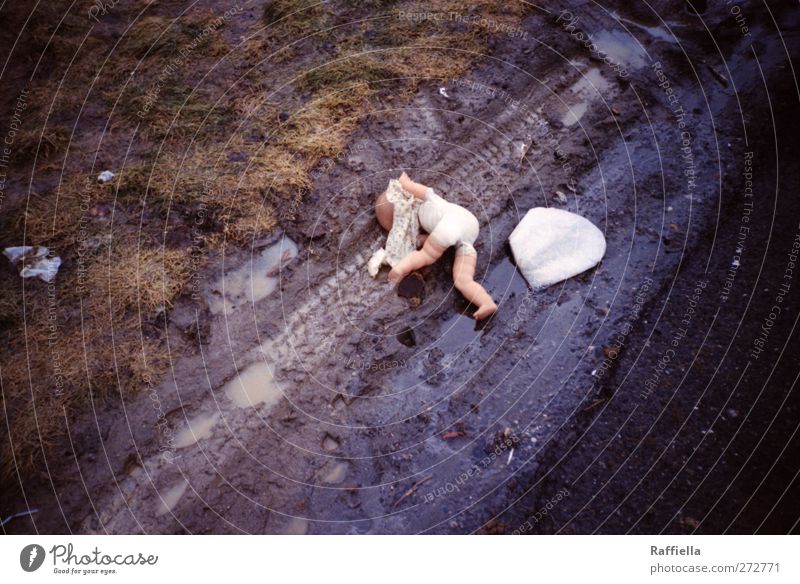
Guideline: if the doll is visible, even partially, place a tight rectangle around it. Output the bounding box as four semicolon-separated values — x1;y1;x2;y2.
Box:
374;172;497;320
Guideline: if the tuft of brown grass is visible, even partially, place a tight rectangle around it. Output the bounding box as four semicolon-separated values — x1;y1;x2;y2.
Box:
0;176;105;251
240;145;312;193
0;310;173;481
262;0;329;35
278;83;374;159
0;276;23;330
222;198;280;246
297;52;397;93
11;125;71;163
0;234;192;481
86;244;193;315
113;83;234;144
124;12;230;61
1;189;194;484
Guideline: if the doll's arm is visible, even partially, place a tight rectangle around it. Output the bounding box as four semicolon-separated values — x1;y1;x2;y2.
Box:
399;172;430;201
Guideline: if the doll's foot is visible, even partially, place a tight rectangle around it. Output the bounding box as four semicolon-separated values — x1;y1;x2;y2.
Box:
473;300;497;320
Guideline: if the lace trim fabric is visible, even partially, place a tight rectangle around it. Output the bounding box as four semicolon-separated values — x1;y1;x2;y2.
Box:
367;179;421;278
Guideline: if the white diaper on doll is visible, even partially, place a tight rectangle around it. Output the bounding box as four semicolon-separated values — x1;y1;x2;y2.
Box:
418;187;479;257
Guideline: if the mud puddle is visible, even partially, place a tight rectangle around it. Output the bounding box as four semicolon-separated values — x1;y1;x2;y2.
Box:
207;236;298;315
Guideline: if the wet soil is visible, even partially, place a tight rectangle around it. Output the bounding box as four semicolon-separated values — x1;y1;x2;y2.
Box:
3;1;799;534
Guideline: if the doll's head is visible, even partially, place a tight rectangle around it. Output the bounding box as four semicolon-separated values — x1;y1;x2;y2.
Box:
375;190;394;231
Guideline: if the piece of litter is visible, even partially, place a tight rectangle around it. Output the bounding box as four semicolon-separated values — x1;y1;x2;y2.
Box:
3;246;62;282
707;64;728;87
555;190;568;203
393;475;433;508
97;170;115;183
509;208;606;290
507;448;515;465
515;134;533;164
438;87;450;98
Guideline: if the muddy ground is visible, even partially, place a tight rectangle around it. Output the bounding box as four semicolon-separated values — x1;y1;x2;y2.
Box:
3;0;800;534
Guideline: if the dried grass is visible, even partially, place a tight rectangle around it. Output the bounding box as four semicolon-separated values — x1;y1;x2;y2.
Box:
262;0;329;36
86;244;192;315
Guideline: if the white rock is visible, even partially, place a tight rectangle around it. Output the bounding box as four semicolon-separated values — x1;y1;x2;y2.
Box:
509;207;606;290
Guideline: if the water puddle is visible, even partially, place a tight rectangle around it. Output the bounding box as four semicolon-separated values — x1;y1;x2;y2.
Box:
419;257;525;368
561;68;611;127
420;258;527;361
321;434;340;452
592;30;647;69
570;68;612;95
561;102;589;127
436;311;483;355
156;478;189;516
380;257;524;406
174;412;221;449
208;236;298;315
320;461;348;484
611;13;678;44
631;23;676;44
223;361;283;410
484;256;529;298
285;516;308;534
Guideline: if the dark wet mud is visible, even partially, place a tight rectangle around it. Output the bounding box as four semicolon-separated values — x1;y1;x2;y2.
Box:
3;1;799;534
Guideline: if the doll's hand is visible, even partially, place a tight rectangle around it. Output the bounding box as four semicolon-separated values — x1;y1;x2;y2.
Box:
387;267;403;285
398;173;428;200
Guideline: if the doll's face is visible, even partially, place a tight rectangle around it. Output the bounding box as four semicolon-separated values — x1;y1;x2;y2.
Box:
375;190;394;231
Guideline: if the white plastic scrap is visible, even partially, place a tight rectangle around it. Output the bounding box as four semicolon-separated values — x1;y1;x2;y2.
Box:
515;136;533;164
509;207;606;290
438;87;450;99
3;246;62;282
97;170;115;183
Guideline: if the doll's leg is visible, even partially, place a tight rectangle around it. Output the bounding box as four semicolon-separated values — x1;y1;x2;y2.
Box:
388;236;446;284
452;253;497;320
